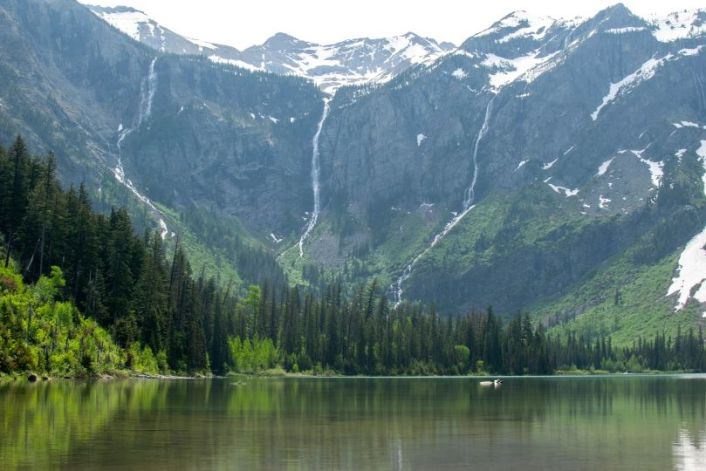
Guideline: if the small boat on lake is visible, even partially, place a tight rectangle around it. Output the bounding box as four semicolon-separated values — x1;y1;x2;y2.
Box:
479;379;503;387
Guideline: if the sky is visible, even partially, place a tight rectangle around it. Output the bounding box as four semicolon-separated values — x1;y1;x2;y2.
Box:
79;0;705;49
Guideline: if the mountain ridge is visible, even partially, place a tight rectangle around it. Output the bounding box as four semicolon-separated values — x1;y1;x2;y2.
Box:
86;4;454;93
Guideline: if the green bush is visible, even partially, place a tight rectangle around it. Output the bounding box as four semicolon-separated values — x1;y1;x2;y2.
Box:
0;264;124;375
228;336;282;373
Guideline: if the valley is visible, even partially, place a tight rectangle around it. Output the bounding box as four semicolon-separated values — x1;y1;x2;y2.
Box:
0;0;705;344
4;2;706;469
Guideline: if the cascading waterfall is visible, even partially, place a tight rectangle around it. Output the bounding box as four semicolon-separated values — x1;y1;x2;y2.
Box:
298;98;331;257
141;57;158;123
113;57;169;239
391;95;496;307
116;57;158;157
463;96;494;209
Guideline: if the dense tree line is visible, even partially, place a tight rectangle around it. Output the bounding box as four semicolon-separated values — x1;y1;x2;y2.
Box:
1;136;705;375
0;137;216;372
224;287;706;375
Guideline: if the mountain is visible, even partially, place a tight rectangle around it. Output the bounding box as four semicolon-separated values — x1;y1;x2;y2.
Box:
2;0;706;345
87;5;454;93
0;0;322;287
289;4;706;337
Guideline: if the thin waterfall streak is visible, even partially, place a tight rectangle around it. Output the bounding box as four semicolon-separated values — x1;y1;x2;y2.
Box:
463;96;495;209
113;56;168;238
391;96;495;307
141;57;158;124
298;98;331;258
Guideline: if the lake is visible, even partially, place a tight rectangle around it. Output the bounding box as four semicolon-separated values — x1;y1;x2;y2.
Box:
1;375;705;470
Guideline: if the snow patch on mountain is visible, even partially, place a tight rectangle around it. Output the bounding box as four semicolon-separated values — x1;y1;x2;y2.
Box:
667;227;706;311
188;37;217;50
482;50;559;90
679;46;704;56
605;27;647;34
631;149;664;187
597;158;614;176
598;194;611;209
548;183;579;197
542;158;558;170
651;10;706;42
591;55;671;121
453;50;479;59
665;141;706;313
451;68;468;80
673;121;703;128
208;55;263;72
475;11;554;44
591;44;706;122
496;14;555;44
94;6;151;41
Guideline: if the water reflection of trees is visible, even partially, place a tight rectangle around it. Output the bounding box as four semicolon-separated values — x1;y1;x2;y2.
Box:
219;377;706;469
0;380;164;470
2;377;705;469
225;377;706;422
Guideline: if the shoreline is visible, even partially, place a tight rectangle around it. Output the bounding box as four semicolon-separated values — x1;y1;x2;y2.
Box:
2;369;701;384
0;371;217;384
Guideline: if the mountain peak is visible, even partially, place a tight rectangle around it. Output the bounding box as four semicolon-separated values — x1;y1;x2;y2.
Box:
86;3;451;93
472;9;555;42
584;3;649;34
601;3;633;16
593;3;643;24
263;32;311;49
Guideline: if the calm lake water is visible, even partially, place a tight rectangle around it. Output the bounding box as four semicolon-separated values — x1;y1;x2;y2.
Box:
1;375;705;470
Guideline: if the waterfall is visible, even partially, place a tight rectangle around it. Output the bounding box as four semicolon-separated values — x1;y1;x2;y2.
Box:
112;57;169;239
463;96;495;209
298;98;331;257
139;57;158;125
391;95;496;307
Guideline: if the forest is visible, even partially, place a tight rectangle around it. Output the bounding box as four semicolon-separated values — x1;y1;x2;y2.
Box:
1;136;705;377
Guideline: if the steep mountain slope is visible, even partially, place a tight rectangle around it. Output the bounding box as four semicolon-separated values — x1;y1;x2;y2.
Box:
287;5;706;332
0;0;323;287
86;4;454;93
2;0;706;343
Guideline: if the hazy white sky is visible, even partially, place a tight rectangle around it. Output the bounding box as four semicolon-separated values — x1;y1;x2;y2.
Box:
79;1;704;49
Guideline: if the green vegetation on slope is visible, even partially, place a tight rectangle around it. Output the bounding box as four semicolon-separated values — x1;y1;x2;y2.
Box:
2;135;706;378
0;265;123;375
540;246;703;347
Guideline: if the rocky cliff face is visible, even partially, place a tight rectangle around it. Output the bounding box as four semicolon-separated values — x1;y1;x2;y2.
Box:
307;4;706;318
117;55;323;235
0;0;325;235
